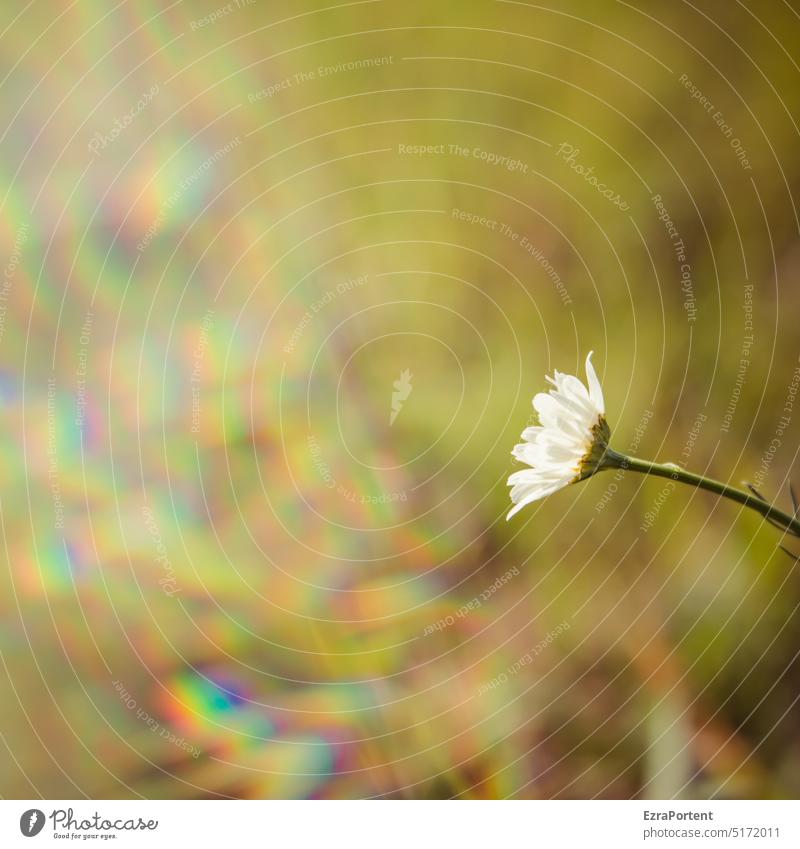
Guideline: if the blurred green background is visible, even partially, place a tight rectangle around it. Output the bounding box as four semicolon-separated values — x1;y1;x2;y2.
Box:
1;0;799;799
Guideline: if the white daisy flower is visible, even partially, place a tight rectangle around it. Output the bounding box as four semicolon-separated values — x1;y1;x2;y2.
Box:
507;352;610;520
504;353;800;546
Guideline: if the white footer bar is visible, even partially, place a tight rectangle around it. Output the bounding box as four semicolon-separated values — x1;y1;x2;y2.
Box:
2;800;798;848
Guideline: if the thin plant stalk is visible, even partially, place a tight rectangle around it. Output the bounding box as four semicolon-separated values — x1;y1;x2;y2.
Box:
601;447;800;538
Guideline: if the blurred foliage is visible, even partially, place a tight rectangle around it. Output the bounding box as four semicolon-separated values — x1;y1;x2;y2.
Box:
1;0;799;799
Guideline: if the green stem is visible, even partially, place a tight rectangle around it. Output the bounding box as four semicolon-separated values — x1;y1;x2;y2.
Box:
602;448;800;538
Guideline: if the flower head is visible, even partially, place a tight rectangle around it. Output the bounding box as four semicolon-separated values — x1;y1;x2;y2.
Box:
507;352;610;519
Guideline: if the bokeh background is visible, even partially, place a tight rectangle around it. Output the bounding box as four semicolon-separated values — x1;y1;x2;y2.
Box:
1;0;800;799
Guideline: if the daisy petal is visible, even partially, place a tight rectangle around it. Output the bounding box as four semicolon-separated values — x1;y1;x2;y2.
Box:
585;351;604;414
507;352;611;519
